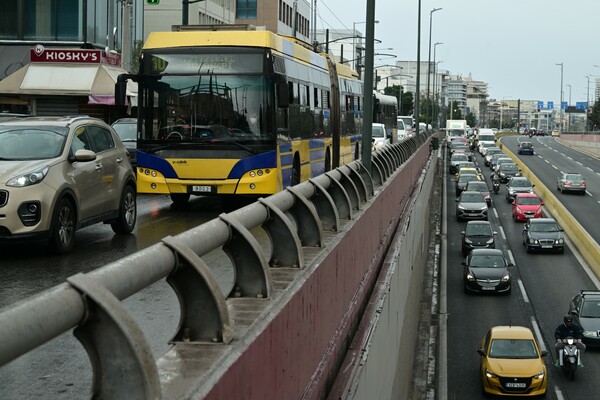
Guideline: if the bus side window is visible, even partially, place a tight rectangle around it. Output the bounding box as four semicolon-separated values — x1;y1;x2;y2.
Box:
314;87;319;108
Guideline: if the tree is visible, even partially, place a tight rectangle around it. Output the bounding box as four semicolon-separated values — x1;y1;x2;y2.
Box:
466;112;476;128
588;98;600;131
384;85;414;116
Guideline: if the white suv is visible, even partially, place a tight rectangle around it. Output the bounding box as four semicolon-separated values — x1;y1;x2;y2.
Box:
0;116;137;253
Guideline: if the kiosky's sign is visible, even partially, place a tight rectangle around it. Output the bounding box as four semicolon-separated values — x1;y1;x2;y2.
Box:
30;44;121;66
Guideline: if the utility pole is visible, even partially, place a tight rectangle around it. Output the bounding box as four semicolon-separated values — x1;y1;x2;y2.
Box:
415;0;422;137
361;0;376;173
556;63;563;133
426;8;442;133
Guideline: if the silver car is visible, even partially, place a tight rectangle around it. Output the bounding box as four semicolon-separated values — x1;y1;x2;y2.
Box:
506;176;534;203
557;172;587;194
455;191;488;221
0;116;137;253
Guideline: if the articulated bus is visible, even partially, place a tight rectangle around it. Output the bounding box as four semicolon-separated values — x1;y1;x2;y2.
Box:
373;91;398;141
116;27;363;205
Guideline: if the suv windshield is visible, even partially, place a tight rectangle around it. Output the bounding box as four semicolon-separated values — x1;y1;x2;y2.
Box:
511;179;531;187
466;224;492;236
460;192;485;202
0;127;67;160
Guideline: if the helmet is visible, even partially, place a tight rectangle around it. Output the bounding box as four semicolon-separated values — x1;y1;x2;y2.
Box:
564;315;574;324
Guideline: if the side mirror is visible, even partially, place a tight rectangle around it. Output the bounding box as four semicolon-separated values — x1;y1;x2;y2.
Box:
532;184;535;187
477;348;486;357
507;262;514;267
571;309;579;316
493;231;498;235
540;202;545;205
461;231;465;235
541;350;549;357
455;198;459;202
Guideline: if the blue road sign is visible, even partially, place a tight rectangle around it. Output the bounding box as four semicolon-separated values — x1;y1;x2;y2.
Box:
576;102;588;110
537;101;543;109
547;101;554;110
562;102;568;110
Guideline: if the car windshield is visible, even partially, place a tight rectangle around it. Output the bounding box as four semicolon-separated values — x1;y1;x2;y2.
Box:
112;122;137;142
467;182;488;191
470;254;505;268
460;192;485;202
565;174;584;182
517;197;540;205
580;299;600;318
466;224;492;236
372;125;386;138
520;143;532;148
459;175;479;183
451;154;468;162
0;127;67;160
489;339;538;359
530;222;560;232
511;179;531;187
500;164;518;171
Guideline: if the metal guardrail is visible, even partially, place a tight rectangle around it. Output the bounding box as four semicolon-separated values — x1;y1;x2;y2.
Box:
0;133;430;399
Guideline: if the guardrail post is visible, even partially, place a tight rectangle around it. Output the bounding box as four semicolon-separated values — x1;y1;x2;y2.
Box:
285;186;324;247
324;172;353;219
161;236;233;344
66;273;161;400
258;198;304;269
308;178;340;231
219;213;273;298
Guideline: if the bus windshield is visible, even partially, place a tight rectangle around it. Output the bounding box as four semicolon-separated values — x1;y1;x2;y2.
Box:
139;50;275;142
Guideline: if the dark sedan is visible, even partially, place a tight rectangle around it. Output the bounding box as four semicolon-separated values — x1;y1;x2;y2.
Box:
463;249;512;294
461;220;497;256
497;163;521;183
522;218;565;253
568;290;600;346
517;141;534;155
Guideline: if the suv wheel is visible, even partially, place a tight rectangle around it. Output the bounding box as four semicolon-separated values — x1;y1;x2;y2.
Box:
49;198;76;254
111;185;136;234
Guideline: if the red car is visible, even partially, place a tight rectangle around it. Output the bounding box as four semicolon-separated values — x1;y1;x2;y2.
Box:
512;193;544;222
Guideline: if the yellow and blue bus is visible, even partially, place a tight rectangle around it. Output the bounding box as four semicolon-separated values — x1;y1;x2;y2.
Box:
116;27;364;205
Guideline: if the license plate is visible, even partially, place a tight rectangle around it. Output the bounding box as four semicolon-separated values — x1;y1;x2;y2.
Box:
481;287;496;291
541;245;552;249
505;382;526;388
191;185;215;194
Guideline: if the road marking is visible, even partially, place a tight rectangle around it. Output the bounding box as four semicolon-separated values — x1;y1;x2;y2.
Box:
507;249;515;265
587;191;592;197
493;208;499;219
544;159;550;164
518;279;529;303
552;165;558;170
566;156;573;160
531;317;545;351
576;161;583;166
499;226;506;240
587;166;594;172
554;386;565;400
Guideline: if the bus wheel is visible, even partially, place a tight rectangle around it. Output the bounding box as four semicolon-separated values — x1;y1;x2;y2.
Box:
292;155;301;186
170;193;190;207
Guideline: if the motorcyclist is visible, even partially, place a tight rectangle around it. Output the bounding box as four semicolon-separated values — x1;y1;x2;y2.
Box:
491;172;500;193
554;314;586;366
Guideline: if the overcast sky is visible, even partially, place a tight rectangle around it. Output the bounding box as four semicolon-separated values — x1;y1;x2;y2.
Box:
316;0;600;105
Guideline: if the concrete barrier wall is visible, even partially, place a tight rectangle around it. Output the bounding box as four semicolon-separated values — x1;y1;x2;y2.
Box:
558;133;600;156
500;140;600;278
165;143;433;399
328;151;437;400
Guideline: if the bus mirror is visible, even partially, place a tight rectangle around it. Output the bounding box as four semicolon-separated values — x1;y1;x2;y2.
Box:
115;81;127;107
276;82;289;108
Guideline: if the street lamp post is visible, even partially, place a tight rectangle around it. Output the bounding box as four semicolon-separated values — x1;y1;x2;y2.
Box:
434;60;443;128
586;75;590;132
415;0;422;136
353;20;378;72
426;7;442;132
566;84;571;132
556;63;564;133
431;41;442;130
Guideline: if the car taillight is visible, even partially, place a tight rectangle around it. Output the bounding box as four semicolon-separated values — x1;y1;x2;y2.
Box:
582;182;587;186
565;181;571;186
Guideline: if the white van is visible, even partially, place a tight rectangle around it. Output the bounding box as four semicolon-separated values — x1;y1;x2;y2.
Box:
397;116;414;137
397;119;408;140
477;128;496;154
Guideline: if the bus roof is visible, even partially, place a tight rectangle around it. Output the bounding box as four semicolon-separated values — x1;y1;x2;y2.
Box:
143;30;358;79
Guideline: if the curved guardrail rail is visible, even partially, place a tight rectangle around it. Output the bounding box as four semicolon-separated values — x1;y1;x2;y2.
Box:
0;133;431;399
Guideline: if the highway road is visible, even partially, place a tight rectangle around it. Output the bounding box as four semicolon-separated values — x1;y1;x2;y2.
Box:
446;136;600;399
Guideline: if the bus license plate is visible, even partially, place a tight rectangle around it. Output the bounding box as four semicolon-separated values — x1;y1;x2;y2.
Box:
191;185;215;194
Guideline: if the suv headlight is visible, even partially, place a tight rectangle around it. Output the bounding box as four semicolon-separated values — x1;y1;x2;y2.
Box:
583;330;597;337
7;166;49;187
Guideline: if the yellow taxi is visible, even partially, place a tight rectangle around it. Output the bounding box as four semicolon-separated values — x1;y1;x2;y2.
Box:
478;326;548;397
456;166;483;180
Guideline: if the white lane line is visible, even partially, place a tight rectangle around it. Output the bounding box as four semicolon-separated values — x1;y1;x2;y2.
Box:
518;279;529;303
554;387;565;400
544;159;550;164
552;165;558;170
587;166;594;172
587;191;593;197
493;208;499;219
576;161;583;166
531;317;546;352
507;249;515;265
499;226;506;240
566;156;573;160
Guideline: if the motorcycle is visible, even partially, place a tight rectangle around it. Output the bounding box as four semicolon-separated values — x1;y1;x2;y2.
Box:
492;180;500;194
558;337;581;380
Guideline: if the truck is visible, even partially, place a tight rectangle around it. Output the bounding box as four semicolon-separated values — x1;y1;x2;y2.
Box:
446;119;468;139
